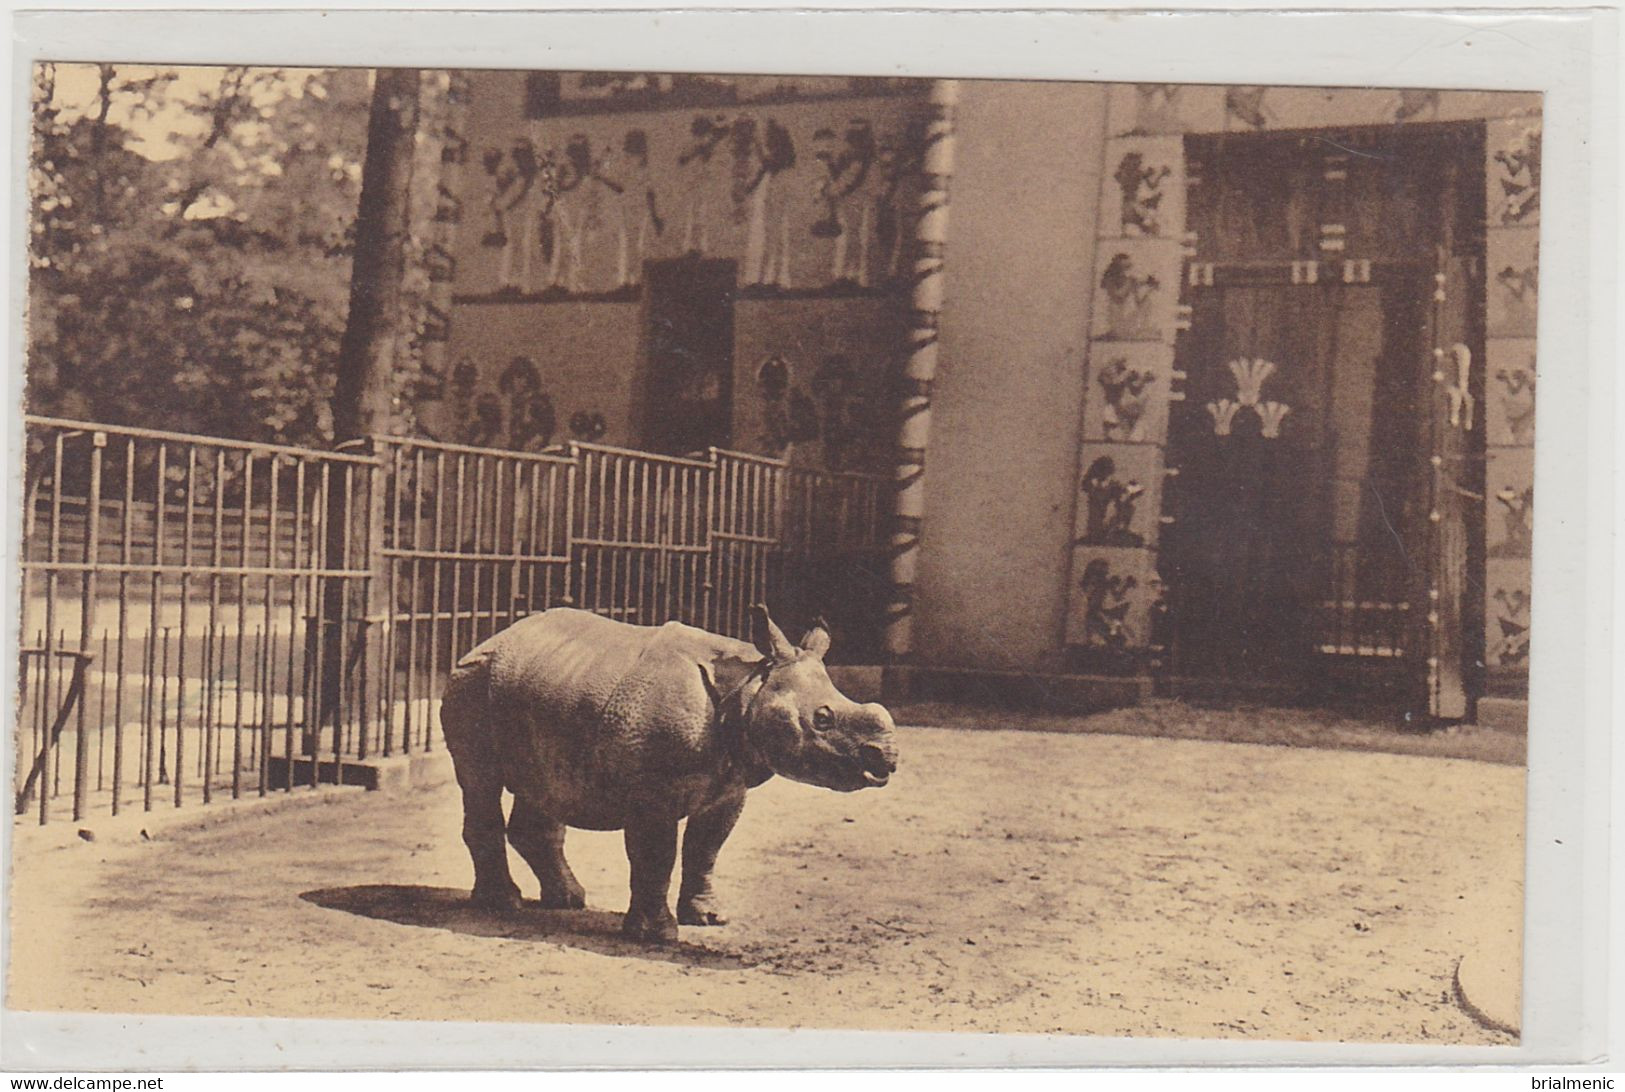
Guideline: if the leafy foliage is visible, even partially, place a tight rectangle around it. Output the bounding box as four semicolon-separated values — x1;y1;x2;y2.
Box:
24;64;419;447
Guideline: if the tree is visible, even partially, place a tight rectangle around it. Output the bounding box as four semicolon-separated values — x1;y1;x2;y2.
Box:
331;68;421;444
25;64;372;446
320;68;423;751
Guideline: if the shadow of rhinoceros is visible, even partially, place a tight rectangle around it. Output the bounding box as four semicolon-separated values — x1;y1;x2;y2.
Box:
299;884;751;969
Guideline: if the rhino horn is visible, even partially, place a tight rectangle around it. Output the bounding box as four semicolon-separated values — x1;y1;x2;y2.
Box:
799;616;832;658
751;603;798;662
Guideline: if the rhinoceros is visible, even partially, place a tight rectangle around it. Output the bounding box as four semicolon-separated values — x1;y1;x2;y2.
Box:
439;604;898;942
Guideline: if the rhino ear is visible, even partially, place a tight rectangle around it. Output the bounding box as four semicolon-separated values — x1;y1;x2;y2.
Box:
800;616;832;658
751;603;797;662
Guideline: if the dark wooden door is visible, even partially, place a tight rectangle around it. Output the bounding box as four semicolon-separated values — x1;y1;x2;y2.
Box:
1165;126;1484;714
1164;271;1432;696
643;258;737;456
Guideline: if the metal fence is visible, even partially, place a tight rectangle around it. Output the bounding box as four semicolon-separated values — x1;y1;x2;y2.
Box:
16;418;889;823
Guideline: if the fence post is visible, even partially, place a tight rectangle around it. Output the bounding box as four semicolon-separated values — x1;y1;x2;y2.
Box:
316;440;389;768
358;441;389;759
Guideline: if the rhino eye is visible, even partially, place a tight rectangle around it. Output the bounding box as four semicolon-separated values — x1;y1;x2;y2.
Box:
812;706;834;732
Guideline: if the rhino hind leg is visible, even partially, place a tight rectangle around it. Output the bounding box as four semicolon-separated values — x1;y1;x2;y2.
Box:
442;661;520;912
678;790;746;926
453;764;521;912
621;818;680;943
507;796;588;910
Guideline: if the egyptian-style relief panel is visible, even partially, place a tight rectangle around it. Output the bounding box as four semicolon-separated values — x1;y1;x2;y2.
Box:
456;77;925;301
1064;546;1161;650
1486;340;1538;447
1487;117;1542;229
1082;342;1174;445
1090;239;1185;343
1486;226;1540;339
1073;444;1165;550
1118;84;1543;136
1486;446;1535;561
417;301;640;449
1485;558;1532;670
1104;137;1186;240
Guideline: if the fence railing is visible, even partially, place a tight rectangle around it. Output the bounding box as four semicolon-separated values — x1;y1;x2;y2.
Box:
16;418;890;823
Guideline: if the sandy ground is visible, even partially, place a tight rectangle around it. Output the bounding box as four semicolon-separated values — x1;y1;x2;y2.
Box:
7;724;1523;1045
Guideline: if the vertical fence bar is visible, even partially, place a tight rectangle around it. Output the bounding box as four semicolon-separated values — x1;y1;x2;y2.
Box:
71;432;103;821
286;458;304;792
38;434;65;823
174;444;198;809
264;453;281;794
233;451;252;799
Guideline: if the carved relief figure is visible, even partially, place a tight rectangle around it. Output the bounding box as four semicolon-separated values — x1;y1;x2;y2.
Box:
734;117;799;288
757;355;819;455
1491;588;1530;667
543;134;606;296
1493;259;1539;335
677;115;730;256
1099;253;1163;340
1095;357;1156;441
449;358;479;413
1494;364;1537;445
1490;485;1534;559
1224;87;1273;131
608;130;664;290
1078;559;1138;648
1493;123;1542;225
484;139;556;296
1393;89;1441;123
1076;457;1146;548
1127;85;1183;135
872;130;917;285
498;357;557;452
812;120;876;287
1114;151;1173;237
467;393;504;448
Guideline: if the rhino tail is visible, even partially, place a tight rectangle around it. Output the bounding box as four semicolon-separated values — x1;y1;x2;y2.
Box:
441;643;496;749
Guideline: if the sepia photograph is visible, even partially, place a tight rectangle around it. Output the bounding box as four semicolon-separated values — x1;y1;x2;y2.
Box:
3;14;1595;1065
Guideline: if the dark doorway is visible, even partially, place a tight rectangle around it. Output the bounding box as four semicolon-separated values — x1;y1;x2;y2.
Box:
1162;125;1485;717
642;258;737;456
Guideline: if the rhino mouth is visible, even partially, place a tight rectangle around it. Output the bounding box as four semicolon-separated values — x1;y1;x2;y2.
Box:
854;743;895;788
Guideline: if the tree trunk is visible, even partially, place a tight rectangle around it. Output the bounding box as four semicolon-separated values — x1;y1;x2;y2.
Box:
319;69;421;762
332;68;421;443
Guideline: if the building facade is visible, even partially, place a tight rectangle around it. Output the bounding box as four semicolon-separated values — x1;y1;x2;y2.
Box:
419;72;1539;724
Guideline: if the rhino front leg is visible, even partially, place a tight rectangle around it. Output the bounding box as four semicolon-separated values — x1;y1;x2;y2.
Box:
678;790;746;926
507;795;587;910
622;817;680;943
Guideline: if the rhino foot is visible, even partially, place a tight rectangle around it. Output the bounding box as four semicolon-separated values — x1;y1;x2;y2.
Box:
677;896;728;926
538;881;588;911
470;880;523;913
622;906;680;944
